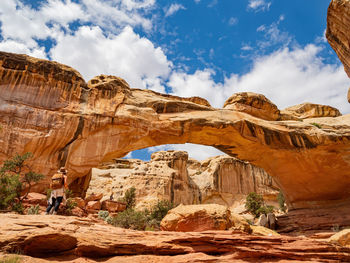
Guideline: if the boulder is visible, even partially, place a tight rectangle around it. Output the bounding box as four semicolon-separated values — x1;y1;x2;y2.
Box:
22;193;48;206
223;92;280;121
101;200;126;213
86;201;101;211
251;225;280;237
329;229;350;247
267;213;277;230
229;213;252;233
85;193;103;203
281;103;341;120
258;214;269;228
160;204;232;232
71;197;85;209
70;207;85;217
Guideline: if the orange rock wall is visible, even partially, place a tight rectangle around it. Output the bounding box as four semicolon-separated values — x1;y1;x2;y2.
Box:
327;0;350;102
1;51;350;210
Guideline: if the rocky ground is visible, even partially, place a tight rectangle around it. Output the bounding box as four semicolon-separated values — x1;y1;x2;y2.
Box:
1;214;350;263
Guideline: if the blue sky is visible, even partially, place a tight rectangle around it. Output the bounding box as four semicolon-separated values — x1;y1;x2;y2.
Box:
0;0;349;161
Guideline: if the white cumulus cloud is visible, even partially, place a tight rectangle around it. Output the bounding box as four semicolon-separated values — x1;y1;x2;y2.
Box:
50;25;172;90
169;44;350;114
147;144;225;161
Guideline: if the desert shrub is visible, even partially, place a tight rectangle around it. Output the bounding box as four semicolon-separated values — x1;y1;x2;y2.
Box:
0;153;43;212
245;192;264;217
98;210;109;220
27;204;40;215
111;209;148;230
245;192;275;218
149;200;173;223
120;187;136;209
256;205;274;216
0;173;21;211
109;200;173;231
106;216;114;225
311;122;322;129
277;190;286;212
65;198;77;215
0;255;22;263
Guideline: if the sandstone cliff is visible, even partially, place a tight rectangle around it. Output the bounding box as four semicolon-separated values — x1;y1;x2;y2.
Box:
88;151;200;209
327;0;350;102
87;151;278;209
0;51;350;210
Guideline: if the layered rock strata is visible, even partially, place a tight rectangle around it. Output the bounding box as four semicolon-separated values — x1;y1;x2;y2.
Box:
87;151;278;209
88;151;200;209
1;214;350;262
0;51;350;210
327;0;350;102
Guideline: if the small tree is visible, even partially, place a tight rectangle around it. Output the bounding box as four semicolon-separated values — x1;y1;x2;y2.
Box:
122;187;136;209
245;192;264;217
0;152;44;212
149;200;173;223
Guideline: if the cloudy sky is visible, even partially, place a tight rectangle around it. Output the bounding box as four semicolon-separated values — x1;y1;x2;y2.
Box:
1;0;349;160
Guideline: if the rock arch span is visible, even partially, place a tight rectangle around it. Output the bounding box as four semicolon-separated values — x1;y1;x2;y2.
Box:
0;51;350;210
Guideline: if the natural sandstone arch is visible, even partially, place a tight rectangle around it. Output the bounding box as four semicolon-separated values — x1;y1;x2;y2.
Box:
1;52;350;210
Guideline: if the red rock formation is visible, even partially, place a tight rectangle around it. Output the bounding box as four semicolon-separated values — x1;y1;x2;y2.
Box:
87;152;277;209
327;0;350;102
1;214;350;262
1;51;350;210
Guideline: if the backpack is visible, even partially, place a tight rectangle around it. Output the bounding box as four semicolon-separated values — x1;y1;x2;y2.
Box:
50;173;64;190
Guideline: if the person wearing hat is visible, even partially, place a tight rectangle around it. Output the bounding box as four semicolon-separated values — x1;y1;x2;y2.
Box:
46;167;68;215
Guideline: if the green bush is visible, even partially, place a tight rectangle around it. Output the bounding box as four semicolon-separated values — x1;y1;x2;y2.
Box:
27;204;40;215
0;153;43;212
98;210;109;220
111;209;148;230
149;200;173;223
121;187;136;209
0;173;21;210
245;192;264;217
245;192;275;218
311;122;322;129
256;205;274;216
109;199;174;231
64;198;77;215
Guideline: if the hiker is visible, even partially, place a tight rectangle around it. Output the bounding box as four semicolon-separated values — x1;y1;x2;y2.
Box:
46;167;67;215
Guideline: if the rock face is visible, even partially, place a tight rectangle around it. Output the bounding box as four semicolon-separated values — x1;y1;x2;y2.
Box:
87;151;200;209
1;51;350;210
87;152;278;209
1;214;350;262
223;92;280;121
160;204;232;232
281;103;342;120
188;155;279;207
327;0;350;102
277;205;350;236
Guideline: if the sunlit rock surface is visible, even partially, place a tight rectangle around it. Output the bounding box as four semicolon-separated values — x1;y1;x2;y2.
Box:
1;214;350;262
327;0;350;102
87;152;278;209
0;51;350;210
